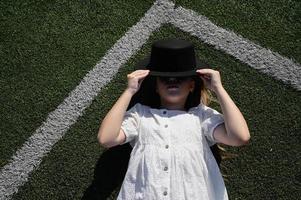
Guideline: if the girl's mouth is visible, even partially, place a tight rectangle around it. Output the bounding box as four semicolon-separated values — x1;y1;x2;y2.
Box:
167;84;179;89
166;84;180;92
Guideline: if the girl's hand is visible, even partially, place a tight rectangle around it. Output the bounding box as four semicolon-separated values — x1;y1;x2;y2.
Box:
196;69;223;93
126;70;150;95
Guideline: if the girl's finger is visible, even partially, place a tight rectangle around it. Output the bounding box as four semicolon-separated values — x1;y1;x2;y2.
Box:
135;73;149;80
135;69;150;75
131;73;149;79
127;70;149;78
132;70;150;75
130;71;149;79
196;69;214;74
198;73;211;79
135;69;150;73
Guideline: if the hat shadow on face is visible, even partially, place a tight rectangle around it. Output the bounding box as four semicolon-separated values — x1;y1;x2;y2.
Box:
128;74;203;111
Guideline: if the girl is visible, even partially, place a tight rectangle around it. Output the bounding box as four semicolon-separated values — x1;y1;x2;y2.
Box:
98;39;250;199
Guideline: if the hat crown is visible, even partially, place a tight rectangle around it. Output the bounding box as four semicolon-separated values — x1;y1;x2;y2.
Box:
148;39;197;74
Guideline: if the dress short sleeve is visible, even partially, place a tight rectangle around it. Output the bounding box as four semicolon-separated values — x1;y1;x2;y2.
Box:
119;103;142;147
199;104;225;146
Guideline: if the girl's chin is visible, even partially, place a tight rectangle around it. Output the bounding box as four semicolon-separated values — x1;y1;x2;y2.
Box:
162;96;185;104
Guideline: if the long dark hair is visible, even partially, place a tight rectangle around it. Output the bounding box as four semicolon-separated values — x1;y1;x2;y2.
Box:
127;75;228;168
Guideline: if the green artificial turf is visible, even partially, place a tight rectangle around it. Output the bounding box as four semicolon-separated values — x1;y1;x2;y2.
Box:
0;0;154;168
175;0;301;64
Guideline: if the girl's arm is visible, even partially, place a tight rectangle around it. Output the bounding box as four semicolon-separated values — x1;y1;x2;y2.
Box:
97;70;149;148
196;69;250;146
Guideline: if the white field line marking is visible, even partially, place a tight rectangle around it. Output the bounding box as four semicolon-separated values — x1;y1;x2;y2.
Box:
0;1;174;199
170;5;301;90
1;0;300;199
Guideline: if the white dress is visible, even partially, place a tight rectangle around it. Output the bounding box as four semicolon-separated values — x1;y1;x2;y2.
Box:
117;103;228;200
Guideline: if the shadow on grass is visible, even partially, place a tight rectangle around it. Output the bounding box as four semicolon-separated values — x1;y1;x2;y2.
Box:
81;143;132;200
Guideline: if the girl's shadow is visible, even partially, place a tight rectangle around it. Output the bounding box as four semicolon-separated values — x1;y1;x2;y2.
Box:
82;143;132;200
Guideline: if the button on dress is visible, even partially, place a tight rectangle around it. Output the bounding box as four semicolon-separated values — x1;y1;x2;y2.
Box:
117;103;228;200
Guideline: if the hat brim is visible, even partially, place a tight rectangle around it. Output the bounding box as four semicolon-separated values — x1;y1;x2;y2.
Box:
135;55;209;77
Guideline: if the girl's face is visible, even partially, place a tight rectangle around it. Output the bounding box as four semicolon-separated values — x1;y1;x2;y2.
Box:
156;76;195;110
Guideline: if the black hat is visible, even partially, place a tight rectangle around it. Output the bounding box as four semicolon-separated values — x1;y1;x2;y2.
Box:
135;38;209;77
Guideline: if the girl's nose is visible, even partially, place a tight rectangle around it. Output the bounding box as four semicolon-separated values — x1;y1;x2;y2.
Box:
166;77;179;84
168;77;177;82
